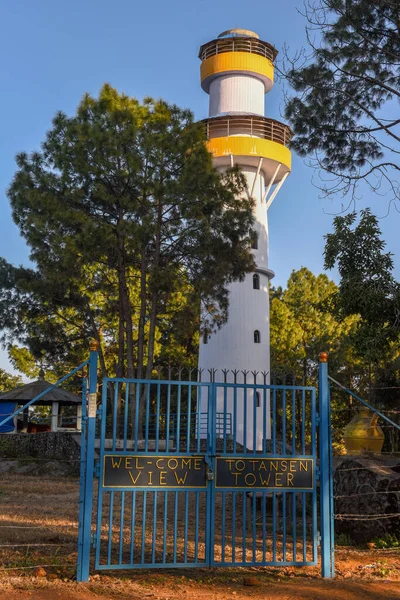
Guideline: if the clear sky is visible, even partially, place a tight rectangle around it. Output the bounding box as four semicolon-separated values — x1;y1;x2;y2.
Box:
0;0;398;375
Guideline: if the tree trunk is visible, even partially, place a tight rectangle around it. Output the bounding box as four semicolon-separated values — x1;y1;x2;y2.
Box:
116;222;136;439
140;189;163;441
145;185;163;379
134;252;148;439
145;292;158;380
116;293;125;379
137;253;147;379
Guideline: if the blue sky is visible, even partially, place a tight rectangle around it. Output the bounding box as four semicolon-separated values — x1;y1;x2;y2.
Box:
0;0;398;375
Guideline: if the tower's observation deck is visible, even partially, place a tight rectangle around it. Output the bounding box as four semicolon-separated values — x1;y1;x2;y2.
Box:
199;29;292;183
203;114;292;182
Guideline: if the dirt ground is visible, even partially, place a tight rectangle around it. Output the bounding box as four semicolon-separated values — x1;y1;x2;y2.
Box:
0;468;399;599
0;568;399;600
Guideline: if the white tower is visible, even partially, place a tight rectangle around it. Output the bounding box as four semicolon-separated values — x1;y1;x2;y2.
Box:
197;29;292;450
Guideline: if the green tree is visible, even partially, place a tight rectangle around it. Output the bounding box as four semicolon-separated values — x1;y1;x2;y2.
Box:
270;267;358;377
0;258;110;377
324;209;400;405
0;368;22;393
324;209;400;363
1;85;255;423
270;267;359;451
284;0;400;204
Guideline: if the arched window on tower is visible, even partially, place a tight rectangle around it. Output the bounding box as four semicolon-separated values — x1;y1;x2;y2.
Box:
256;391;261;408
250;231;258;250
253;273;260;290
254;330;261;343
203;330;209;344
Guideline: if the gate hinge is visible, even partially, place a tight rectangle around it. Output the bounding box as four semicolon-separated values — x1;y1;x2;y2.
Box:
316;531;321;546
315;466;320;481
96;405;103;420
315;413;320;427
94;460;100;478
91;533;98;549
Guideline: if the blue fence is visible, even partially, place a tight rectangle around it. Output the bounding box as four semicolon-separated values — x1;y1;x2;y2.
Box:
0;346;335;581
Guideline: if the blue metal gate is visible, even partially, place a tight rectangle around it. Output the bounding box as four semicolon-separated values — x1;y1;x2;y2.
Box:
210;382;318;567
77;348;334;580
95;379;213;570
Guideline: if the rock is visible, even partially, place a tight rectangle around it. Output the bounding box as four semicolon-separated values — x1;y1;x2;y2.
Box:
47;573;58;580
243;576;259;586
334;457;400;544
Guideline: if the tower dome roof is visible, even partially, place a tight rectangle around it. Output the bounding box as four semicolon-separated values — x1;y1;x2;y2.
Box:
217;28;259;39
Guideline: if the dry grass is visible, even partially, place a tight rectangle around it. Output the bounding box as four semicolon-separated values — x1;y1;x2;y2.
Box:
0;468;399;600
0;473;79;576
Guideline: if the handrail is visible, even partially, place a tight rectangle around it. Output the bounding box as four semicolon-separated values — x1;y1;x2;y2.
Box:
204;115;292;147
199;38;277;62
146;411;232;436
328;375;400;431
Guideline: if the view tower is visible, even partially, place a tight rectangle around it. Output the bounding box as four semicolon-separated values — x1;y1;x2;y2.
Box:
197;29;292;449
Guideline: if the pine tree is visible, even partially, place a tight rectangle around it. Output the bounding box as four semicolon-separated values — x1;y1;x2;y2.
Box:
2;85;255;425
284;0;400;204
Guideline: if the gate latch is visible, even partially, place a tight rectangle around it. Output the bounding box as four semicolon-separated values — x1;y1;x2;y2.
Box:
204;456;214;481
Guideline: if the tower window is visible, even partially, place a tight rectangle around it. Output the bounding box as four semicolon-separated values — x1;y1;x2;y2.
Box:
203;331;208;344
250;231;258;250
253;273;260;290
254;330;261;343
256;391;261;408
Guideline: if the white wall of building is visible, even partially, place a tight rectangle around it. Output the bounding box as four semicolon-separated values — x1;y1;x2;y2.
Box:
198;167;272;450
209;75;265;116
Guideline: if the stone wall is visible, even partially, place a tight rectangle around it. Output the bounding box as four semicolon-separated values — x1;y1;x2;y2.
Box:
334;456;400;543
0;432;81;474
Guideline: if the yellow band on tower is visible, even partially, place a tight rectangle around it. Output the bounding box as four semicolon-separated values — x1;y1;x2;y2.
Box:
206;136;291;171
201;52;274;92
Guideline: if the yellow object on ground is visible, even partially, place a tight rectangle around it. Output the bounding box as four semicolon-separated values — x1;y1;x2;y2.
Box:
343;408;384;455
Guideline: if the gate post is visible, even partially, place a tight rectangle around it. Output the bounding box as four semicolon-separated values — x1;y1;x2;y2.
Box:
77;378;87;581
205;381;216;566
318;352;334;578
77;341;99;582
